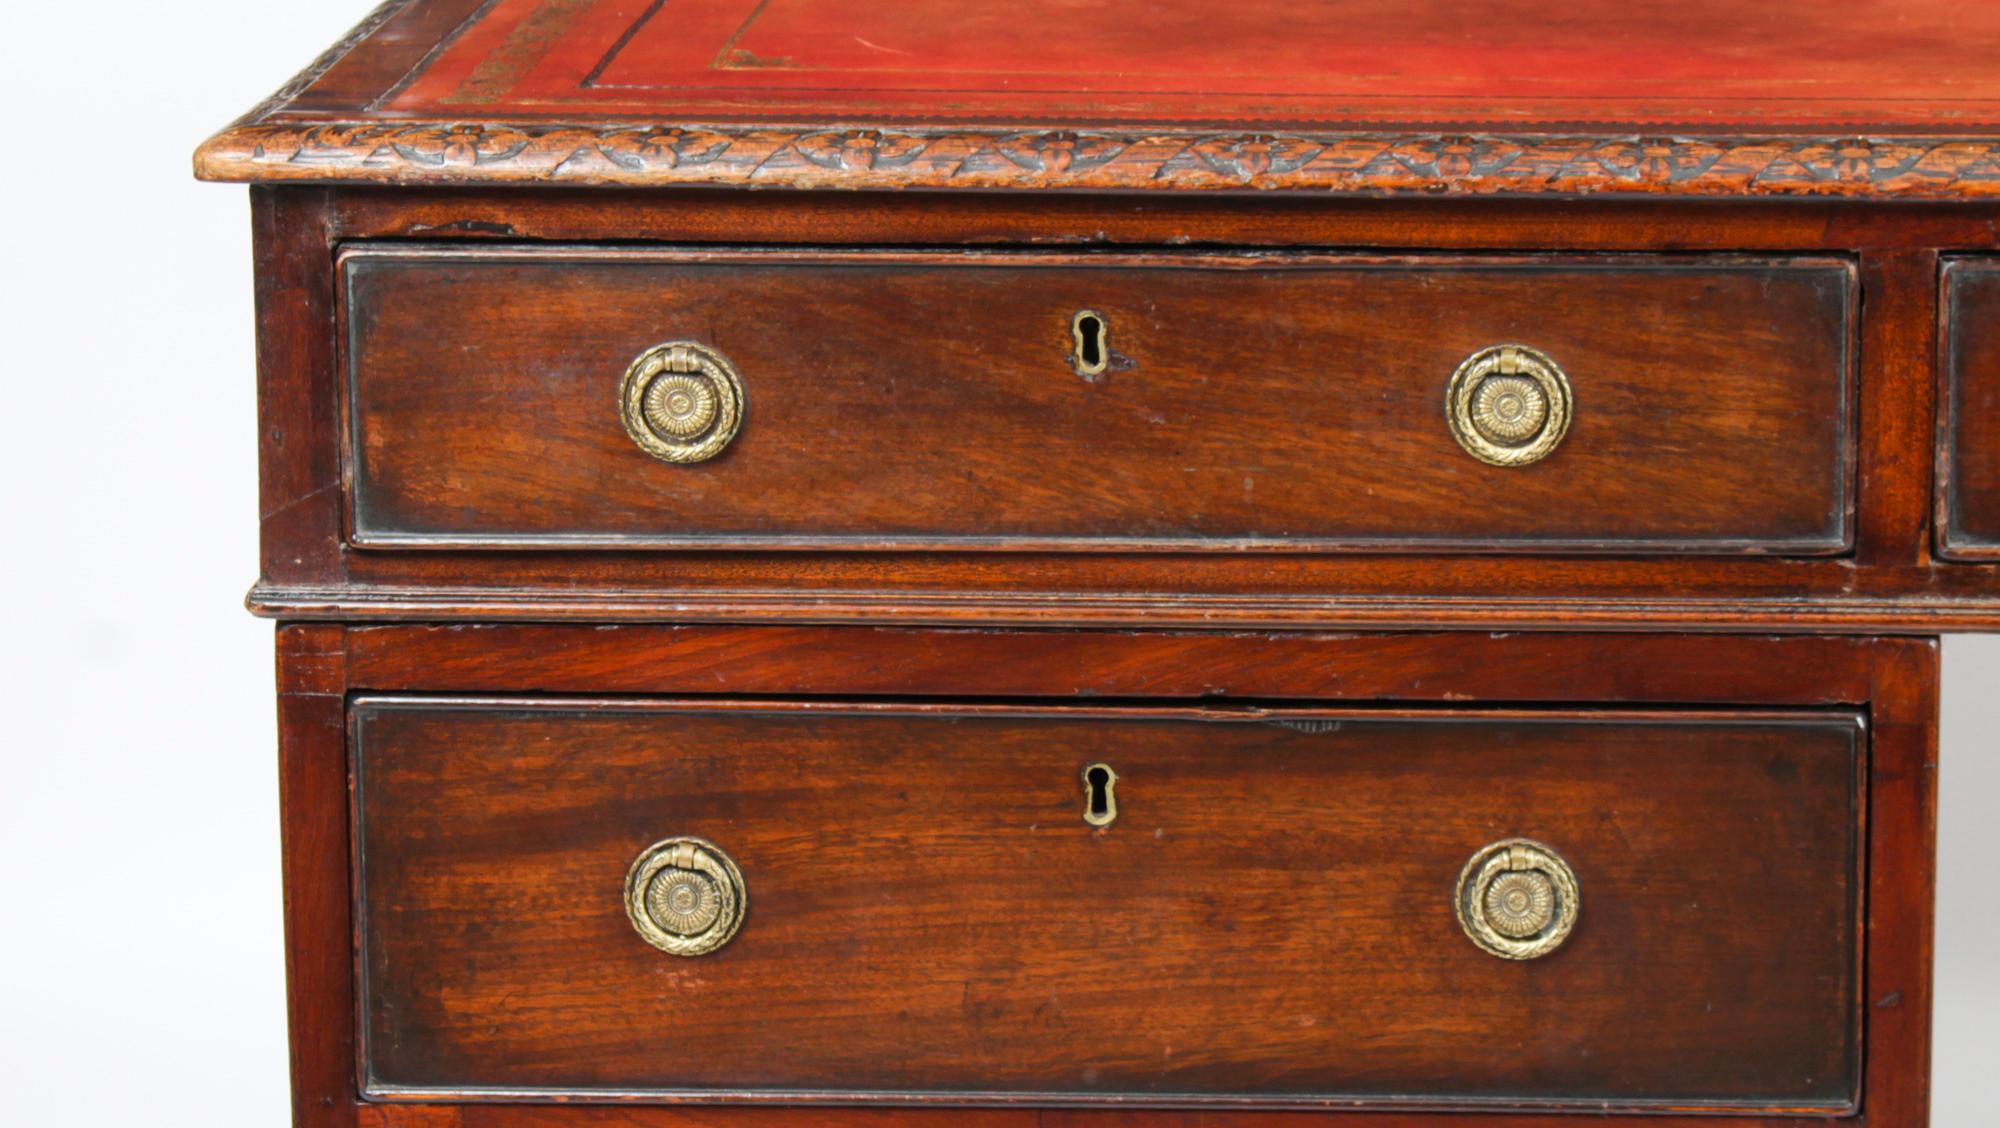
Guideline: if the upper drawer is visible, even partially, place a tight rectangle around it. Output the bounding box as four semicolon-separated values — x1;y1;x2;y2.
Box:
1942;259;2000;559
355;700;1861;1110
343;249;1855;554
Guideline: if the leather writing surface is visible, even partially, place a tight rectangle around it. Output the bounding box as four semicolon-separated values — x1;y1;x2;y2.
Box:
387;0;2000;129
195;0;2000;196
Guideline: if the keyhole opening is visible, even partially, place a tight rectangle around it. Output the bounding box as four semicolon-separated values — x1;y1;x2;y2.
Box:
1082;762;1118;827
1072;310;1109;377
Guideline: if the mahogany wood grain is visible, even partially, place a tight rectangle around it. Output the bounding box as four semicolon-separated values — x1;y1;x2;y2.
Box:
354;700;1859;1109
342;248;1853;553
267;628;1940;1127
325;190;2000;255
1940;259;2000;558
277;625;361;1128
223;186;2000;633
1856;640;1941;1127
1856;252;1939;567
250;551;2000;632
337;625;1886;706
254;189;341;585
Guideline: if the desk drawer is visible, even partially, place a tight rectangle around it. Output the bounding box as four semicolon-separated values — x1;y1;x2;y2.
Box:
354;700;1860;1111
1942;258;2000;558
342;249;1854;554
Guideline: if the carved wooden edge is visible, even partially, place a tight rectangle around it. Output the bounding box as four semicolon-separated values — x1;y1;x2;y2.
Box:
196;122;2000;198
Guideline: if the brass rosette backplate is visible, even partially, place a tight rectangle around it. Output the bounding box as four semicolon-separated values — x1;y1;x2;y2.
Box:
618;341;746;464
1454;837;1580;960
623;836;748;957
1445;344;1573;467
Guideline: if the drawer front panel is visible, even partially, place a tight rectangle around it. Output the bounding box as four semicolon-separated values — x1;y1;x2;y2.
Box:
1942;258;2000;558
355;701;1860;1110
343;250;1854;553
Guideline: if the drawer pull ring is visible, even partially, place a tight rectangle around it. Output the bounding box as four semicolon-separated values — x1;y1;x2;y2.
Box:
1454;838;1579;960
618;341;746;464
624;837;748;956
1445;344;1573;467
1082;762;1118;827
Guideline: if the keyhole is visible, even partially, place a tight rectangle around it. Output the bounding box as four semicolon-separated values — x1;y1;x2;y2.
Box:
1082;762;1118;828
1072;310;1109;377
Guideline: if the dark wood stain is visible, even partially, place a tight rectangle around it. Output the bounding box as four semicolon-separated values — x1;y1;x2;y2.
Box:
336;626;1887;705
354;700;1859;1109
1940;259;2000;558
342;249;1853;553
221;186;2000;633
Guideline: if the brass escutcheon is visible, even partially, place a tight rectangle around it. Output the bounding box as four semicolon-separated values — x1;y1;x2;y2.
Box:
1445;344;1573;466
1082;762;1118;827
618;341;746;463
1454;838;1580;960
624;836;748;956
1071;309;1110;377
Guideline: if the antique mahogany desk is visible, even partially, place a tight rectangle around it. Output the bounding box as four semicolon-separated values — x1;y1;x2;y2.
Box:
198;2;2000;1126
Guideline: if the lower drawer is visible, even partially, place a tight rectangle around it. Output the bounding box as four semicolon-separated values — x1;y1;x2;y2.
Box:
354;700;1861;1112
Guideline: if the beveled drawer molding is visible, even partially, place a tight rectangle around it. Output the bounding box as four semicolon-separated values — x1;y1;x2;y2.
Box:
353;698;1861;1111
341;247;1854;554
1941;258;2000;559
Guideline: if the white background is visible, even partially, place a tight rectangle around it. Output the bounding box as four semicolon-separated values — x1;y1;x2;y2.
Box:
0;2;1994;1124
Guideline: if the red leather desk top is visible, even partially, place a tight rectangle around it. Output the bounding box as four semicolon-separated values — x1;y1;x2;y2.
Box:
196;0;2000;197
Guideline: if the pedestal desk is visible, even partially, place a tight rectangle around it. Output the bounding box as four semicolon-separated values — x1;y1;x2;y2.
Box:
197;2;2000;1125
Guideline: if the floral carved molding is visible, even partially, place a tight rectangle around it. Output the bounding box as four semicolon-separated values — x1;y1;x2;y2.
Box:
196;122;2000;198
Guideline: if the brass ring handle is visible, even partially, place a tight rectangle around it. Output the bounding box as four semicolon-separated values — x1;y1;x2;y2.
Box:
1454;838;1579;960
624;837;748;956
618;341;745;463
1445;344;1573;466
